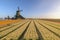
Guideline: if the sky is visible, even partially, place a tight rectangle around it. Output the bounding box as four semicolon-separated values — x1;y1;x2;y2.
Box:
0;0;60;19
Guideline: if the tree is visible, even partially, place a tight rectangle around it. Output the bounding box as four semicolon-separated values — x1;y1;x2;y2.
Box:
7;16;10;20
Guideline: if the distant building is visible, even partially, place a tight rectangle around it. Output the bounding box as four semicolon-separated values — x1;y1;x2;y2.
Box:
0;18;3;20
5;16;10;20
15;7;25;19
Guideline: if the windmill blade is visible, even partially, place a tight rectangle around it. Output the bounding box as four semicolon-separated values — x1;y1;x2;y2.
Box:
20;10;23;11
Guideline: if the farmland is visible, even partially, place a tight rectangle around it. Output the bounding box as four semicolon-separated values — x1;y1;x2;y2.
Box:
0;19;60;40
41;19;60;23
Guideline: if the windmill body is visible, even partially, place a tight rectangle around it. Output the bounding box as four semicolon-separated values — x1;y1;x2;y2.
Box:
15;7;25;19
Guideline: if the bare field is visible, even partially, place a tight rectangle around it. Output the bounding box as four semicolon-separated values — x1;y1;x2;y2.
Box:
41;19;60;23
0;19;60;40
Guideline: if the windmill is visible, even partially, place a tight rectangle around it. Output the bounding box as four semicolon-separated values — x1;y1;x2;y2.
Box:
14;7;25;19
